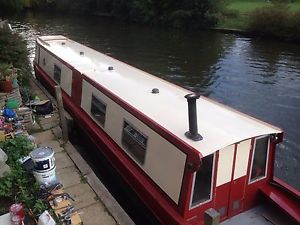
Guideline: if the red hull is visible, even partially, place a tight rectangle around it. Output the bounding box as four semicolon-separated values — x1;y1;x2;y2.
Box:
33;39;299;224
34;63;188;225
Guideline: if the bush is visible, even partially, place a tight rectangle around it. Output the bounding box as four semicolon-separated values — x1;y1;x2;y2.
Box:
247;4;300;40
0;136;48;216
0;29;31;86
0;0;24;12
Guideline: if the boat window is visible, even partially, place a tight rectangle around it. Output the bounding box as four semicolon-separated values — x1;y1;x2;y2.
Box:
54;64;61;84
191;154;214;208
122;121;148;165
91;95;107;127
250;136;269;183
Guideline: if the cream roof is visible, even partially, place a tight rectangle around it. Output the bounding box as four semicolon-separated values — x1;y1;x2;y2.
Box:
37;36;282;157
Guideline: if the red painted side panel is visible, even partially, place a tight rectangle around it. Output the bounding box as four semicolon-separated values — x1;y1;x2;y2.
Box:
228;176;247;217
244;139;276;211
214;177;247;221
71;69;83;106
273;177;300;199
215;183;231;220
260;184;300;224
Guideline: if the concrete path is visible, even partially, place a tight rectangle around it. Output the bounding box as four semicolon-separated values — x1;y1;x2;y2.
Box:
28;79;134;225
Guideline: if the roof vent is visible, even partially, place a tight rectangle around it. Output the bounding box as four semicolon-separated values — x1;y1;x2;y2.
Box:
80;51;84;55
61;42;65;45
108;66;114;71
151;88;159;94
185;93;202;141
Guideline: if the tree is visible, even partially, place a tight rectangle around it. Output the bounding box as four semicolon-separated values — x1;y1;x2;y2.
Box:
0;0;24;12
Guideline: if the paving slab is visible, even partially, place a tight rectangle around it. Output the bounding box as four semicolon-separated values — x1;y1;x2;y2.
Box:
65;182;97;210
39;140;64;153
39;115;60;130
52;126;63;139
55;152;74;169
79;203;117;225
32;130;55;144
56;166;81;188
40;121;60;131
26;122;42;132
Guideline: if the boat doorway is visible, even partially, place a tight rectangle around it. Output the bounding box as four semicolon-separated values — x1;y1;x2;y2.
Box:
216;140;252;220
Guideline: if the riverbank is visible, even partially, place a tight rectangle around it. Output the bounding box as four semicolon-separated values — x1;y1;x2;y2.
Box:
2;0;300;41
217;1;300;41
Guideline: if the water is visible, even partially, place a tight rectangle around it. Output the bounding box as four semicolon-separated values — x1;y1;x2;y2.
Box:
7;12;300;191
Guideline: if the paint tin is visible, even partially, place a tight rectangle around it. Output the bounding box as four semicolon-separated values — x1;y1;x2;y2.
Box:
30;147;57;186
33;166;57;186
30;147;55;171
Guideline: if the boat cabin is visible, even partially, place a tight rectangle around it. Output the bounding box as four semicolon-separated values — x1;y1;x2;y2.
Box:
34;36;284;225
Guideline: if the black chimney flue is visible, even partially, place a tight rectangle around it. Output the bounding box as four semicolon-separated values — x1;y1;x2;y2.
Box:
185;93;202;141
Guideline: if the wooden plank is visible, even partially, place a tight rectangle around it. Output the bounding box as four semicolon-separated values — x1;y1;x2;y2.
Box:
55;86;69;142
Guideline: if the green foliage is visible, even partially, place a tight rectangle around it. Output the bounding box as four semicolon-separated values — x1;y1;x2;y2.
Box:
270;0;292;4
0;0;24;12
247;4;300;40
0;136;48;216
0;63;13;80
0;29;31;86
0;0;225;29
110;0;224;28
0;135;35;164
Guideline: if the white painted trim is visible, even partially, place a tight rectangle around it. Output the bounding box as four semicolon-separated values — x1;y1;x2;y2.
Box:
189;153;216;209
248;135;270;184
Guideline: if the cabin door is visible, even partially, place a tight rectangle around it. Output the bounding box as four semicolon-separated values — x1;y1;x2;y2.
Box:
216;140;252;219
228;140;252;217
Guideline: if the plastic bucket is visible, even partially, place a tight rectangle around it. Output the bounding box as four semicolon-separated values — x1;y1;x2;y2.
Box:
33;166;57;186
30;147;55;172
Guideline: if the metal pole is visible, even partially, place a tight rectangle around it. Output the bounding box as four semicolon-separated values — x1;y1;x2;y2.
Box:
55;85;69;142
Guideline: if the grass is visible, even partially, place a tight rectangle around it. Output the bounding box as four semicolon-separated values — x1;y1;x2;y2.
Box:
218;0;300;29
227;1;270;14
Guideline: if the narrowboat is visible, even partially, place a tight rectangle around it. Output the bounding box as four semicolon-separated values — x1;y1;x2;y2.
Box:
33;36;300;225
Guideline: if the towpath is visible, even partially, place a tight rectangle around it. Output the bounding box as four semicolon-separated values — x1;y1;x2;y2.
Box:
26;78;135;225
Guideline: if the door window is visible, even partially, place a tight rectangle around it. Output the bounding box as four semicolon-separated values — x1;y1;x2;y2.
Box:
190;154;215;208
249;136;269;183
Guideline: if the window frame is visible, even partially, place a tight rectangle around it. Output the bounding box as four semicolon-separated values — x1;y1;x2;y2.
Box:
90;94;107;127
248;135;270;184
121;120;148;166
53;64;61;84
189;153;216;209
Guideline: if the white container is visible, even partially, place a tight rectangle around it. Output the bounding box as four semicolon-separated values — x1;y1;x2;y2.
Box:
33;166;57;186
38;210;55;225
30;147;55;172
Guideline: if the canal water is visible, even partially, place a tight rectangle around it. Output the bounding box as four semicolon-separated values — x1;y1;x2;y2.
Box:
7;12;300;192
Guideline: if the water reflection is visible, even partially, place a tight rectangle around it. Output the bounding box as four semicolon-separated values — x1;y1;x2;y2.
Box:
8;12;300;190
